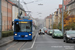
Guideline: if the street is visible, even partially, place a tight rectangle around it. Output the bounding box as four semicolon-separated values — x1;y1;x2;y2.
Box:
0;31;75;50
0;0;75;50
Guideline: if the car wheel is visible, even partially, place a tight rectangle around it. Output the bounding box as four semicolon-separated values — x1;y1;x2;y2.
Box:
63;38;65;42
39;33;40;35
63;39;65;42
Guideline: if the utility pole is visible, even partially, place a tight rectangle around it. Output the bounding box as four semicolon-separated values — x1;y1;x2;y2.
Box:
62;0;64;34
0;0;2;39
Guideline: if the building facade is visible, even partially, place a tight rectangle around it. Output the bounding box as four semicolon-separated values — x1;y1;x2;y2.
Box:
1;0;13;31
45;14;52;29
66;0;75;15
1;0;25;31
54;11;59;26
58;5;62;23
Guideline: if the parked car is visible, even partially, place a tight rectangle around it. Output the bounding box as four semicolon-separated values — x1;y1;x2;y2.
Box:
53;29;60;31
49;29;53;35
63;30;75;43
52;30;63;38
47;29;50;34
39;29;45;35
44;29;48;33
47;29;53;35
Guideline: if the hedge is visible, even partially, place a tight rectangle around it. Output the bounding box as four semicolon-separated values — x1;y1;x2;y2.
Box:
2;31;14;37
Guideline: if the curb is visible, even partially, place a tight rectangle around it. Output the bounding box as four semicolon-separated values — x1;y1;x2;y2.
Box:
0;40;13;47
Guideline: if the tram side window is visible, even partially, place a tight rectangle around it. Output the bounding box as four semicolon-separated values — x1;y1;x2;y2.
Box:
14;21;20;32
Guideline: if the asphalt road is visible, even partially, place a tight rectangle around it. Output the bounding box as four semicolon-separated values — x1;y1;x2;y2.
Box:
0;33;75;50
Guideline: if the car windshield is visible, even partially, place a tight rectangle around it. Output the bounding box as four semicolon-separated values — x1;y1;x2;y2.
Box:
67;31;75;34
50;30;53;32
41;29;44;32
54;31;62;34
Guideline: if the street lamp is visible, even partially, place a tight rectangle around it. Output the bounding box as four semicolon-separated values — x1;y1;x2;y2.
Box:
62;0;64;34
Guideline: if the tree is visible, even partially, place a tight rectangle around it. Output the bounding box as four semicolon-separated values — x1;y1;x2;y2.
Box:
53;23;57;29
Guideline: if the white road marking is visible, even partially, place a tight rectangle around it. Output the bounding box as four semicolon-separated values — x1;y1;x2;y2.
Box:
23;33;38;50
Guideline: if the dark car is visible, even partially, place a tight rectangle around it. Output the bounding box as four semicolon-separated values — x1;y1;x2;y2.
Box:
39;29;45;35
49;29;53;35
63;30;75;43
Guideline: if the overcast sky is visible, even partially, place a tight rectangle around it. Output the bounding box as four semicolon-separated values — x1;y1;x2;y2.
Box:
21;0;62;19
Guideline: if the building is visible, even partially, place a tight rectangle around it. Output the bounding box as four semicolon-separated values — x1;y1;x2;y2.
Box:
66;0;75;15
30;16;37;26
1;0;26;31
45;14;52;29
64;0;71;10
57;0;71;24
1;0;14;31
9;0;26;21
54;11;59;26
58;5;62;23
12;5;26;21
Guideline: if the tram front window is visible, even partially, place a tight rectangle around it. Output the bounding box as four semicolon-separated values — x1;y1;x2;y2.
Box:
15;22;32;32
20;23;32;32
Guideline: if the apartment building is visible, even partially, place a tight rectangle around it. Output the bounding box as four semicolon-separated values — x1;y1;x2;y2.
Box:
66;0;75;15
54;11;59;26
45;14;52;29
58;5;62;23
1;0;14;31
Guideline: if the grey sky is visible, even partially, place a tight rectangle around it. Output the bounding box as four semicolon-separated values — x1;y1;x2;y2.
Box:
21;0;62;19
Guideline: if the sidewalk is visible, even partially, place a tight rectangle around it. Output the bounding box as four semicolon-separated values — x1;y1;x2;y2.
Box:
0;36;13;47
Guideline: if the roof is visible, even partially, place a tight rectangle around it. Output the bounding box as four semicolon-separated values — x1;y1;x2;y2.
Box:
6;0;16;5
66;0;75;6
6;0;25;12
54;11;58;13
46;14;52;19
64;0;71;5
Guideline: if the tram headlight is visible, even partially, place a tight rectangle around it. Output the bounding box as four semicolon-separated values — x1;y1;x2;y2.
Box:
15;34;17;36
29;34;31;36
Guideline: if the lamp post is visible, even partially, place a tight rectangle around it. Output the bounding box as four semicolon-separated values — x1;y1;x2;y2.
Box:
0;0;2;39
62;0;64;34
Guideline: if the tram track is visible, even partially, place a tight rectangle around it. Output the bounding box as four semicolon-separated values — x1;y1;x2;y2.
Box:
18;41;27;50
6;41;27;50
